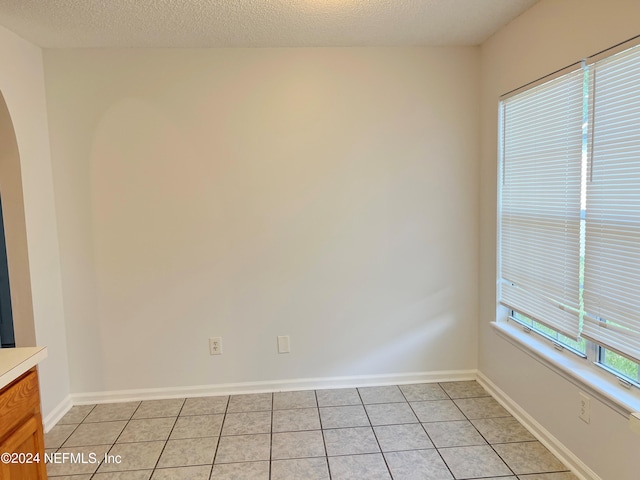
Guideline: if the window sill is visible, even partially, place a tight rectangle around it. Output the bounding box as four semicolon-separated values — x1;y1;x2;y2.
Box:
491;320;640;418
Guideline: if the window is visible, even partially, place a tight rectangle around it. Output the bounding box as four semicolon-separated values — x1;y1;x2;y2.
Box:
511;312;586;356
499;68;583;340
499;40;640;389
599;348;640;386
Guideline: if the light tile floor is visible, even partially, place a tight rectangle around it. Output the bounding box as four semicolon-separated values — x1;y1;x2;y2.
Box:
44;381;578;479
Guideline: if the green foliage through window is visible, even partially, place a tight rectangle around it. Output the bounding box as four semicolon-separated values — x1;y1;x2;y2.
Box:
512;311;640;386
600;349;640;384
512;312;586;355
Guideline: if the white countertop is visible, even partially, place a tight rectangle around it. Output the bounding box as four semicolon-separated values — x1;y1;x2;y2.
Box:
0;346;47;390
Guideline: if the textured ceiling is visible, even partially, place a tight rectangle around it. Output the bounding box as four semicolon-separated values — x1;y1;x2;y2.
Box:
0;0;538;48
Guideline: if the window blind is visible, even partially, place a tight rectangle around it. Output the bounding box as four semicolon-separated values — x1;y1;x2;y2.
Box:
583;45;640;363
499;69;584;339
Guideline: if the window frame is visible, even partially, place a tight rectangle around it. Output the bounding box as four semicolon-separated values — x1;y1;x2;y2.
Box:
495;36;640;414
509;310;640;389
493;309;640;417
596;347;640;387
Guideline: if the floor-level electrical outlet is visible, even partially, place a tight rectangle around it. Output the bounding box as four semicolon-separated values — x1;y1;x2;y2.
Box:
578;392;590;423
209;337;222;355
277;335;290;354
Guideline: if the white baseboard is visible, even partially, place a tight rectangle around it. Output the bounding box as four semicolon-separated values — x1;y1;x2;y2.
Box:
70;369;477;405
477;371;601;480
43;394;72;433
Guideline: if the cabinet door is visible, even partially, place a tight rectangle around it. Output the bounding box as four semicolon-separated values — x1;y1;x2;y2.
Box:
0;415;47;480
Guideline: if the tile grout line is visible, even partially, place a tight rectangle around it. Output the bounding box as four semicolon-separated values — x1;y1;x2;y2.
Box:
453;399;518;479
356;386;395;480
50;404;97;453
269;392;273;480
315;389;332;480
448;386;526;479
454;392;542;478
82;401;142;479
46;405;95;478
201;397;230;480
445;385;519;479
310;389;330;479
48;418;82;451
211;394;231;473
402;383;458;480
144;398;185;477
105;401;142;478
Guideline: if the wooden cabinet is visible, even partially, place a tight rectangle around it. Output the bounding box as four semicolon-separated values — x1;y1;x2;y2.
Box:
0;368;47;479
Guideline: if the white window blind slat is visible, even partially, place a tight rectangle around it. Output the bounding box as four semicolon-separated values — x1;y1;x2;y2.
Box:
501;283;580;339
583;44;640;363
499;68;584;340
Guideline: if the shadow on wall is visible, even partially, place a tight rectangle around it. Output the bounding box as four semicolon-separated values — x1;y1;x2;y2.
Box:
0;90;36;348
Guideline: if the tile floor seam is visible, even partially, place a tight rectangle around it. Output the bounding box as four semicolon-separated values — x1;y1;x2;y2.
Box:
152;398;186;476
315;389;333;480
486;440;519;478
86;401;142;479
51;421;82;451
493;440;573;477
404;384;457;480
269;392;273;480
356;385;393;479
328;450;415;459
85;404;98;420
491;439;539;445
463;407;501;448
48;404;97;452
211;394;231;469
72;406;91;425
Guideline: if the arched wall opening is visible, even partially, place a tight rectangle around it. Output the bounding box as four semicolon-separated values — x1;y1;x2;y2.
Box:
0;89;36;348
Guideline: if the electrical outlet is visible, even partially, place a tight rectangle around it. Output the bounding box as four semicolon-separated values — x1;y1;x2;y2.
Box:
578;392;590;423
277;335;290;354
209;337;222;355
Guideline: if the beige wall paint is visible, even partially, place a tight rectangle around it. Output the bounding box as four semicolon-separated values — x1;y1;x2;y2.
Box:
44;47;480;393
480;1;640;479
0;25;69;417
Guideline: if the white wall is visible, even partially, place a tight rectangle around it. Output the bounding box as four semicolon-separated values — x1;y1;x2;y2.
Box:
0;25;69;417
479;1;640;479
44;47;480;394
